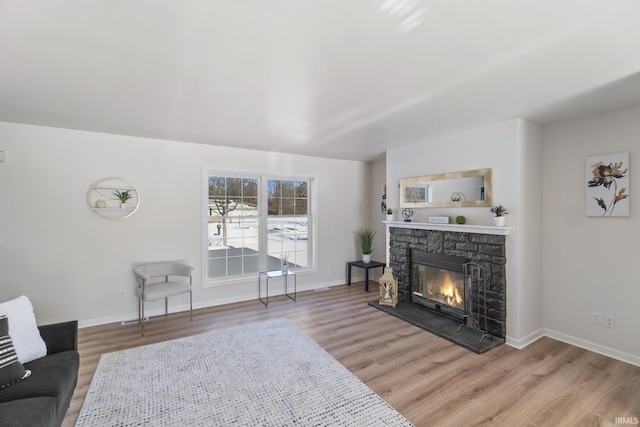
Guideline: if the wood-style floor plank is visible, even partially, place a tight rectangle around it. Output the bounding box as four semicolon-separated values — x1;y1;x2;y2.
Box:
63;284;640;427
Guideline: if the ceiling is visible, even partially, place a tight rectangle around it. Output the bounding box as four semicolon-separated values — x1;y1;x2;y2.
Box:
2;1;640;162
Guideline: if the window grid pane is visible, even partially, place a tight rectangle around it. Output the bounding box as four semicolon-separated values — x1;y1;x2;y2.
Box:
208;175;261;280
207;175;311;281
266;178;310;273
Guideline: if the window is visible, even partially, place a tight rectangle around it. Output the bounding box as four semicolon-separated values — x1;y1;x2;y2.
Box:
205;172;313;283
266;179;309;271
207;175;260;279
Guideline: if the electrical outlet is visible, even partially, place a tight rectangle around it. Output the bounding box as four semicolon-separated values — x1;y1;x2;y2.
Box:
592;311;602;325
605;315;615;329
119;290;125;299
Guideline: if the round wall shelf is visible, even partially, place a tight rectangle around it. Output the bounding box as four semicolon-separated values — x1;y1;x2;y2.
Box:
88;177;140;219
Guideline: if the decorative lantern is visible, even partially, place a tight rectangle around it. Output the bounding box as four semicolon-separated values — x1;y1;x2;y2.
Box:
378;267;397;307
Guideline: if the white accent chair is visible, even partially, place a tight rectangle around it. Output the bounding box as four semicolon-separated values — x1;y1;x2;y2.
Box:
133;261;194;335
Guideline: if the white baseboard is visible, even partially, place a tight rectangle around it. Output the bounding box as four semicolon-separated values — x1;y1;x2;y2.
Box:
80;312;139;328
78;279;346;329
543;328;640;367
505;328;545;349
506;327;640;367
78;288;640;368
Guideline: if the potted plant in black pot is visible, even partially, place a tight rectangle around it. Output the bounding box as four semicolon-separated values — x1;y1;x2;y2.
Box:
355;228;376;264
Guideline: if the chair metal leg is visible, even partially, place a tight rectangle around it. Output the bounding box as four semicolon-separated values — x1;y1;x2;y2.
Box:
165;297;168;316
141;299;146;336
189;290;193;321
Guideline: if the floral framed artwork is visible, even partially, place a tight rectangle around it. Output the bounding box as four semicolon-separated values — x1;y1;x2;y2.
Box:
585;152;630;217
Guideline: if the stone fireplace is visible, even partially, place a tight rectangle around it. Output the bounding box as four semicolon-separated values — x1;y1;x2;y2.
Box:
388;223;507;339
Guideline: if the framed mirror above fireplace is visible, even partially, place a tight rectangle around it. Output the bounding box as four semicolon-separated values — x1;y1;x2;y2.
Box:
400;168;493;208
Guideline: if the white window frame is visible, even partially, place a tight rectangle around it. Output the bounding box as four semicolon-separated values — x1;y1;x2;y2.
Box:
202;169;316;288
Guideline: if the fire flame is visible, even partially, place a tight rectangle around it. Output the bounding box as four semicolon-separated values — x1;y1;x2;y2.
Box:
440;272;462;306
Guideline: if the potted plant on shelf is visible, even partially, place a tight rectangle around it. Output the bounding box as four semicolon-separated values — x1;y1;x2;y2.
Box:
114;189;133;209
490;204;509;226
386;208;393;221
356;228;377;264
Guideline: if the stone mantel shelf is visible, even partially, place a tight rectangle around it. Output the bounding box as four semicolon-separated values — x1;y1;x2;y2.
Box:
384;220;511;236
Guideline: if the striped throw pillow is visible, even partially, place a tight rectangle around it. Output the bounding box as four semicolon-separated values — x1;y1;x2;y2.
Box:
0;315;31;389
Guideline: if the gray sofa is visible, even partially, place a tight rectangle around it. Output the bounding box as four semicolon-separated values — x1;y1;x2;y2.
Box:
0;321;79;427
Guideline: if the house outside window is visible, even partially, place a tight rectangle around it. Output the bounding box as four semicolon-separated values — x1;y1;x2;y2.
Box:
205;172;313;284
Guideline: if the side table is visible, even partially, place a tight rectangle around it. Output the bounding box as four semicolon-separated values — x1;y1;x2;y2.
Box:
346;260;386;292
259;270;296;307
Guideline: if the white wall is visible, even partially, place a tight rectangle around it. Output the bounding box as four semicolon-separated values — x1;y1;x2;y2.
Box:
9;109;637;364
0;122;371;326
386;118;544;345
513;119;543;341
387;120;520;225
542;105;640;364
371;158;387;263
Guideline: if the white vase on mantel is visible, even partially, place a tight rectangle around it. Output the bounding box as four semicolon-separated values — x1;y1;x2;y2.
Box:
362;254;371;264
493;216;506;227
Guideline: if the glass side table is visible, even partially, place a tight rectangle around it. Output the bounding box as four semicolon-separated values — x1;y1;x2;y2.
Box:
259;270;296;307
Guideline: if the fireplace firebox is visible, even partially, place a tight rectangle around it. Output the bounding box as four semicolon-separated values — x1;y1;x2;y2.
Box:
411;250;470;321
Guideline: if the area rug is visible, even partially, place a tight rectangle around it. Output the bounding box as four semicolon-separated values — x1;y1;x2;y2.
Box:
75;318;413;426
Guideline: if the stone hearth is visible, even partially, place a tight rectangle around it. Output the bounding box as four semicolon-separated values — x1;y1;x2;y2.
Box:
368;300;504;354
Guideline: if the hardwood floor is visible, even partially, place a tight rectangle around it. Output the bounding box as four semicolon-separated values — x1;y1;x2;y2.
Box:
64;284;639;427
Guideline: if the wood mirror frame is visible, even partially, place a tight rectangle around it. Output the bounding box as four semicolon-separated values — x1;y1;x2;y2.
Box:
400;168;493;208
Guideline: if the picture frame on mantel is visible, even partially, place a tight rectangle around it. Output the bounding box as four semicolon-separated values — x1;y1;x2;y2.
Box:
585;152;630;217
